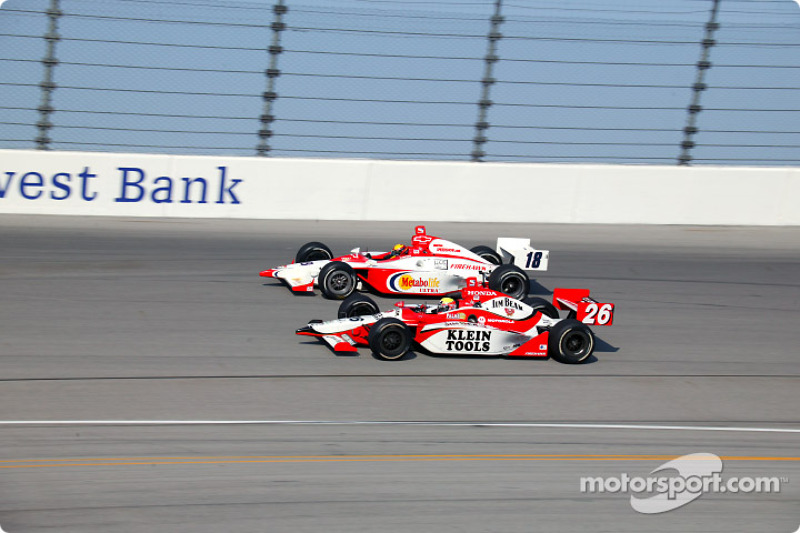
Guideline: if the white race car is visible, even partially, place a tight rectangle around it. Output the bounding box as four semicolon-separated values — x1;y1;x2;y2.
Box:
260;226;550;300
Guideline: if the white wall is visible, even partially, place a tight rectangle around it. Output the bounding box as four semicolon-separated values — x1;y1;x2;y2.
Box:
1;149;798;225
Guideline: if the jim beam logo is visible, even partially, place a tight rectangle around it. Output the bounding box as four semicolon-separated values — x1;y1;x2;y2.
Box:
491;297;524;317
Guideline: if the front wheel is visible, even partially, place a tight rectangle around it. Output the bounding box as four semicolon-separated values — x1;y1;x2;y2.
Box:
295;241;333;263
488;264;530;300
368;318;412;361
548;319;594;364
318;261;357;300
338;293;380;318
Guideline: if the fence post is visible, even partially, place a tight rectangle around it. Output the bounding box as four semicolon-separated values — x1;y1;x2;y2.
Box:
472;0;504;162
257;0;288;156
678;0;721;165
36;0;62;150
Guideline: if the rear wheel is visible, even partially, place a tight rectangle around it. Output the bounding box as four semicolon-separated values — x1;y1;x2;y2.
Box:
548;319;594;364
523;297;559;319
488;264;529;300
338;294;380;318
295;241;333;263
318;261;357;300
470;245;502;265
368;318;412;361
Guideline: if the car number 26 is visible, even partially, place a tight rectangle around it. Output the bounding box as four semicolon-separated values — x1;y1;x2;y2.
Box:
583;303;613;325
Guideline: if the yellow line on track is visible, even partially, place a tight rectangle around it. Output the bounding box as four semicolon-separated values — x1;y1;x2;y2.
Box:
1;454;798;470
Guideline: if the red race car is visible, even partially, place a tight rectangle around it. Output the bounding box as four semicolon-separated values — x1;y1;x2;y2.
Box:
261;225;549;301
296;278;615;363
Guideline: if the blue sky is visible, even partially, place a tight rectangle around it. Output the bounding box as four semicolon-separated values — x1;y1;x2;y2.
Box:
1;0;799;165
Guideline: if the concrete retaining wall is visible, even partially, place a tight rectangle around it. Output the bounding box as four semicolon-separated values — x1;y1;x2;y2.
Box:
1;149;797;225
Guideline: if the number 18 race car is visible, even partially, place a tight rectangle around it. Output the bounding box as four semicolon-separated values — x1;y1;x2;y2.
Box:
260;226;549;301
296;278;615;363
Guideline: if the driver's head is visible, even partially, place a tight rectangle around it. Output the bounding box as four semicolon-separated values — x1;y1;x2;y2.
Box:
437;297;456;313
390;243;408;257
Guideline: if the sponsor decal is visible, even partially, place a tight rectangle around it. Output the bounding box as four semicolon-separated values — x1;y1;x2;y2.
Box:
446;312;467;320
434;259;448;270
115;166;241;204
388;272;441;293
491;297;524;312
486;318;515;325
466;290;497;297
444;329;491;352
0;165;242;205
431;243;461;253
452;263;485;271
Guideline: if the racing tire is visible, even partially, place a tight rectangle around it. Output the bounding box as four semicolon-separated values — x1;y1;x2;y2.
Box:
523;297;559;319
488;264;530;300
470;245;502;265
318;261;357;300
338;293;380;319
295;241;333;263
368;318;412;361
548;319;594;364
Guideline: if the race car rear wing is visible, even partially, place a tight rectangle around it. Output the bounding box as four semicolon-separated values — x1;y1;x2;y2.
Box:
552;288;615;326
496;237;550;272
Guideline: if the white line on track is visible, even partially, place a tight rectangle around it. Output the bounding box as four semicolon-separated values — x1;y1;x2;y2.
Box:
0;420;798;434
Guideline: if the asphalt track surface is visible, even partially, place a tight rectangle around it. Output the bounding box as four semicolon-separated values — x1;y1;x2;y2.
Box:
0;215;798;533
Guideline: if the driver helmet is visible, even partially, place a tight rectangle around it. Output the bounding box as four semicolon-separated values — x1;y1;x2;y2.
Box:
390;243;408;257
437;297;456;313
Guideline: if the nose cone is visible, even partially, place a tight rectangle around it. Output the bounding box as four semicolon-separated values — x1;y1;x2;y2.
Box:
296;325;315;335
260;269;276;278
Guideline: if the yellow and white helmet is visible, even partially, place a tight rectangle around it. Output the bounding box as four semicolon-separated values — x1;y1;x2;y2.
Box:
437;297;456;312
390;243;408;257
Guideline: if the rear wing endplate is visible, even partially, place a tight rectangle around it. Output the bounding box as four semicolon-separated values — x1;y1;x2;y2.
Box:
552;288;615;326
496;237;550;271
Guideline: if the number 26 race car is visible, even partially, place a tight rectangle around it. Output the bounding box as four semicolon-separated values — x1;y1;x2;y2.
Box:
260;226;549;301
296;278;615;363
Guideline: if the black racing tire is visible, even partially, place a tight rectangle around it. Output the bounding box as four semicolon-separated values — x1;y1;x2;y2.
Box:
368;318;412;361
470;245;502;265
338;293;380;318
488;264;530;300
548;319;595;364
523;297;560;319
295;241;333;263
318;261;357;300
